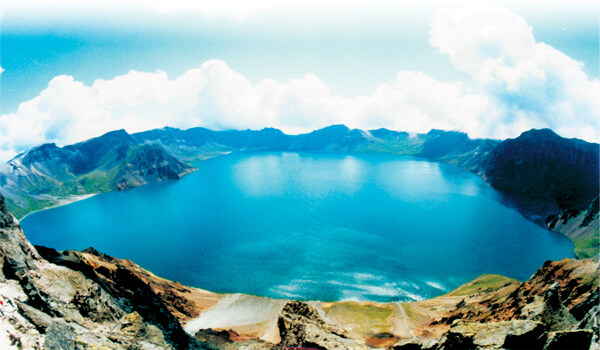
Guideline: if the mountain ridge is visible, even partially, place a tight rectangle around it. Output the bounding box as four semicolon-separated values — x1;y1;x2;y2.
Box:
1;125;598;257
0;131;195;218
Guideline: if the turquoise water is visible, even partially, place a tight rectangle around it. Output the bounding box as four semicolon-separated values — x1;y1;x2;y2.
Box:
20;152;574;302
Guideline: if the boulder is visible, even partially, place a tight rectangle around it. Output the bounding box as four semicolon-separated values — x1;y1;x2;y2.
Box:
544;330;593;350
15;301;53;332
393;337;438;350
503;320;547;349
43;320;76;350
539;283;576;331
278;301;367;349
437;320;547;350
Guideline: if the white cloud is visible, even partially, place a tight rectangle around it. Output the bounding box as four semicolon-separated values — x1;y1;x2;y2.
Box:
0;5;598;162
431;5;600;141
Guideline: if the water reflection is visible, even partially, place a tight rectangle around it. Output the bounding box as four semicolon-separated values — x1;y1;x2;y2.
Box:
233;153;365;198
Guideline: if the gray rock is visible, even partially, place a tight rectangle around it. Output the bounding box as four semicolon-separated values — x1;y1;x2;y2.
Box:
571;287;599;321
539;283;577;331
0;194;40;281
436;329;476;350
16;301;53;332
0;193;15;229
194;329;275;350
394;337;440;350
109;312;172;349
436;320;549;350
394;338;428;350
43;320;76;350
278;301;367;350
503;320;547;350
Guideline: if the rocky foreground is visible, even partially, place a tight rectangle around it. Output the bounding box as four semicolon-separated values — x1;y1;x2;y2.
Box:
1;192;598;349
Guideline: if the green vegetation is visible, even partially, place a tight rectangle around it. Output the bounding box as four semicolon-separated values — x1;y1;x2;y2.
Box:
449;274;518;296
323;302;394;335
400;303;429;324
5;195;55;220
358;138;426;155
574;232;600;259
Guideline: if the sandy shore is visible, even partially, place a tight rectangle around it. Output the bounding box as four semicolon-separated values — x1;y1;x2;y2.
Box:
18;193;99;222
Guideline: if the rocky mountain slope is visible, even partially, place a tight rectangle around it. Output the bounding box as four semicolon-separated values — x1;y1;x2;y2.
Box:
479;130;599;258
484;129;599;219
1;125;598;256
0;192;202;348
0;130;195;219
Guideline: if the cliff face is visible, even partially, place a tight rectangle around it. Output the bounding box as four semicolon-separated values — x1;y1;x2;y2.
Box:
478;130;599;258
547;197;599;259
484;129;599;218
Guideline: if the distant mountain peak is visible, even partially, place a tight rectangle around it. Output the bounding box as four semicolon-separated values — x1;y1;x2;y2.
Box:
102;129;130;138
30;142;59;151
518;128;560;139
318;124;349;132
78;129;132;146
259;127;285;135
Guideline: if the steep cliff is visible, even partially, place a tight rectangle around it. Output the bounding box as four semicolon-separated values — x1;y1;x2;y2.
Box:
484;129;599;219
479;130;599;258
547;197;599;259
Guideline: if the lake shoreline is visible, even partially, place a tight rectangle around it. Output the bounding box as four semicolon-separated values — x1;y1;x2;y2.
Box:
18;193;99;223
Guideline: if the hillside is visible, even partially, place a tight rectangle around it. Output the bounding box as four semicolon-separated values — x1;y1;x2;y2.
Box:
484;129;599;219
0;130;195;219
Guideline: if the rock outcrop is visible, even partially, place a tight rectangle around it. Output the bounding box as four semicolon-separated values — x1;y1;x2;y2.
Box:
278;301;368;349
0;193;200;348
385;258;600;350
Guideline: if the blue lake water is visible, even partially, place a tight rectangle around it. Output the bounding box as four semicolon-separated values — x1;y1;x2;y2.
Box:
20;152;574;302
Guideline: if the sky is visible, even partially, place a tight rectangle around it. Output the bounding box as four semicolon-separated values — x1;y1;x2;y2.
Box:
0;0;599;161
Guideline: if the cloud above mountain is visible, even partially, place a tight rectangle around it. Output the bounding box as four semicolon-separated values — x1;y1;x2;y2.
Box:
431;5;600;142
0;5;598;161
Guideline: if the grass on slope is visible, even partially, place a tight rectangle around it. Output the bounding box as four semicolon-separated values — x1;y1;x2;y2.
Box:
322;302;394;335
6;195;55;220
573;232;599;259
448;274;518;296
400;303;431;324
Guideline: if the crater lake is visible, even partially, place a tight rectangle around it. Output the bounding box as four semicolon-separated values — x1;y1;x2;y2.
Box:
20;152;574;302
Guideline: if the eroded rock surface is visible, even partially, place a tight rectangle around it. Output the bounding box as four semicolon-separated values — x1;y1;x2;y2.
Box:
278;301;368;350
